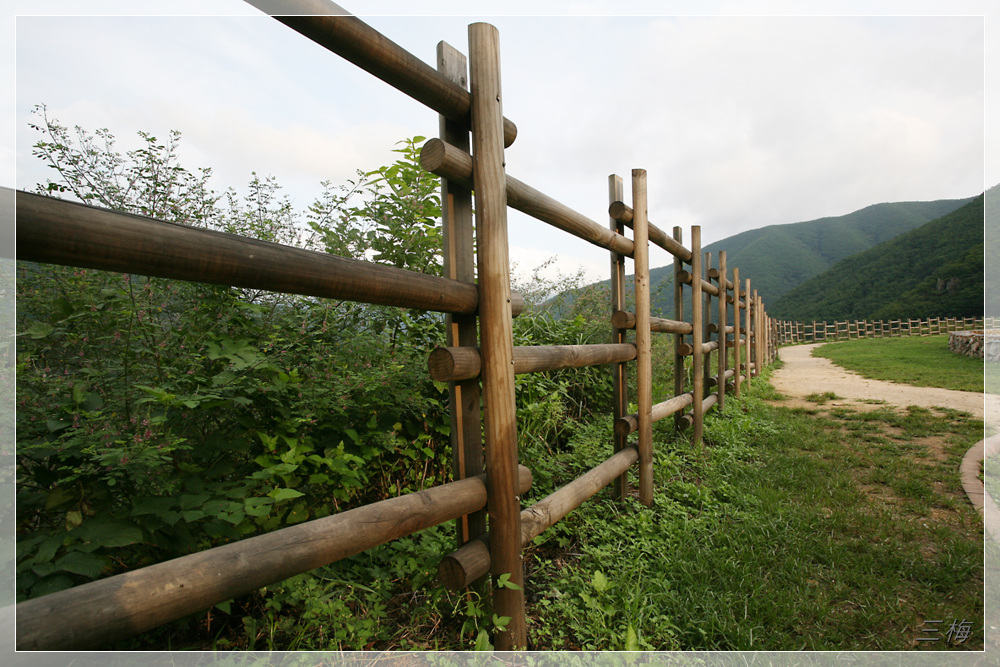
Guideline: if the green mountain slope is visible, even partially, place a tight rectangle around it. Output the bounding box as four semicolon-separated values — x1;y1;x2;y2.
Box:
647;196;975;316
770;195;984;321
985;183;1000;316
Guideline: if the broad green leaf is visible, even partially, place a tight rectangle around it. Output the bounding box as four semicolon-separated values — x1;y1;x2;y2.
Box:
75;520;143;548
474;629;493;652
55;551;106;579
496;572;522;590
46;419;69;433
244;497;273;517
65;510;83;531
23;322;54;339
285;501;309;524
181;509;206;522
591;570;609;593
31;574;75;598
268;488;305;503
178;492;211;510
45;487;75;510
625;624;639;651
131;496;177;516
30;562;60;578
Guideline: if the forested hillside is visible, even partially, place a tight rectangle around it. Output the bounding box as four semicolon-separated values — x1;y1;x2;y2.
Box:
647;196;975;316
985;183;1000;315
561;196;975;318
770;195;984;321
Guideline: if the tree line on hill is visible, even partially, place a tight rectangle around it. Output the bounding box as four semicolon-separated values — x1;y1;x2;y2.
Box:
556;191;984;325
770;194;985;322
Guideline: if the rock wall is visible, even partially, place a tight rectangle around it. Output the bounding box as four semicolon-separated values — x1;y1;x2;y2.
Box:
949;330;1000;362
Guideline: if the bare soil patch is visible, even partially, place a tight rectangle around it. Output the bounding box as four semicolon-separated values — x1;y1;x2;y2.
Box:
771;343;996;419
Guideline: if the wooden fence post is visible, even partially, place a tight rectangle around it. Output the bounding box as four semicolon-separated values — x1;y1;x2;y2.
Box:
691;226;704;448
437;41;485;549
633;169;654;506
468;22;525;650
752;289;760;376
717;251;728;411
732;267;741;398
743;278;751;389
673;226;686;430
609;174;628;502
703;252;714;402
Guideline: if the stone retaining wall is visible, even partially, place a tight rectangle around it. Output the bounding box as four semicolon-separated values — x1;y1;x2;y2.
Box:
950;330;1000;362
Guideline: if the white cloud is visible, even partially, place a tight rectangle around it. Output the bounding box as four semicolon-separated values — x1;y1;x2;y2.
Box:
10;4;988;278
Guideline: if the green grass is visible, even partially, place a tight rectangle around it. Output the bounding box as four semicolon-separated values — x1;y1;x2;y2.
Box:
517;379;984;651
117;371;985;652
804;391;840;405
811;334;984;393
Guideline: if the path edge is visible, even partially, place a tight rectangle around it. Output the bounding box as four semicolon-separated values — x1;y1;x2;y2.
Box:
964;434;1000;543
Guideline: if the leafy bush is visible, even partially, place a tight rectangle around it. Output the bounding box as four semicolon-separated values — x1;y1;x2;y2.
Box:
16;109;451;606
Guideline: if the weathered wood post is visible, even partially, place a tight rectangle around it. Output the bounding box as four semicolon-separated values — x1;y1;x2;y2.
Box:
691;226;704;447
468;22;525;649
752;289;760;376
732;266;742;398
437;41;485;548
768;310;774;363
743;278;752;389
673;226;686;431
609;174;629;501
758;300;765;367
717;251;728;410
703;252;714;401
632;169;654;506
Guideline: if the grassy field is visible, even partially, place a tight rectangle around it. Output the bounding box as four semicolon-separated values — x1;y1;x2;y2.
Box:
811;334;985;393
514;382;985;651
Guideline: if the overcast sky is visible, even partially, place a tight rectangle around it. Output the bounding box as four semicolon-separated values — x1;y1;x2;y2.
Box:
5;0;993;285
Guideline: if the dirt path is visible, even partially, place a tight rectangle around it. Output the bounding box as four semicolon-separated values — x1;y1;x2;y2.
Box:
771;343;998;421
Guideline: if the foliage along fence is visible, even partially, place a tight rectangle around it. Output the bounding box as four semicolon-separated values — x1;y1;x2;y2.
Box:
773;316;987;346
13;2;777;651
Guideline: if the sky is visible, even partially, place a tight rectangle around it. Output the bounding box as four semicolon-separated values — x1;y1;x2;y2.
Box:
5;0;993;287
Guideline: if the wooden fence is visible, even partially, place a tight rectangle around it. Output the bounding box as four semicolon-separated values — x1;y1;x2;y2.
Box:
13;2;776;651
773;316;988;346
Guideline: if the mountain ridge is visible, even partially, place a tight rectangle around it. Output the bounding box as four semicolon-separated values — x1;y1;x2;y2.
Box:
769;194;985;321
647;196;977;316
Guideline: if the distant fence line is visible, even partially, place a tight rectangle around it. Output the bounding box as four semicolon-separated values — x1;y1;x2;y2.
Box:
772;316;988;346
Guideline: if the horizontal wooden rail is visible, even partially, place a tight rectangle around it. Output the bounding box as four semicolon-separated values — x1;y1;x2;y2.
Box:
611;310;693;335
707;268;734;290
707;368;737;387
615;392;694;437
246;1;517;147
677;270;720;296
421;138;634;256
438;446;638;590
15;191;528;317
677;340;719;356
16;466;533;650
679;393;721;429
428;343;636;381
707;323;735;335
607;200;692;262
